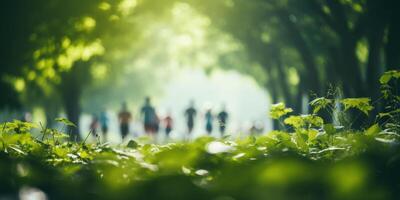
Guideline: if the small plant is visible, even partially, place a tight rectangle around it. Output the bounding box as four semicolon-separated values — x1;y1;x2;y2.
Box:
378;70;400;134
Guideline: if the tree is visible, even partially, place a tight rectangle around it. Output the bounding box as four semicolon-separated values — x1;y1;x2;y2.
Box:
1;0;134;138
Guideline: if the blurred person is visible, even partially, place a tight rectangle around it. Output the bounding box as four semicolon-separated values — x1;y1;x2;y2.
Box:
140;97;158;135
164;112;173;136
118;102;132;139
217;105;229;136
89;114;99;138
99;111;109;141
184;100;197;134
205;109;213;135
250;121;264;135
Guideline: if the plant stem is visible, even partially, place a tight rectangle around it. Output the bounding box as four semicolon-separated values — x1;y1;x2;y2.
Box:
40;122;47;141
82;130;93;145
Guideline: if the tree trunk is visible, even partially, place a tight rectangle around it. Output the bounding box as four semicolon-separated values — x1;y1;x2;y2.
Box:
266;81;280;130
336;38;366;129
59;62;90;141
337;36;364;98
275;52;294;107
366;28;385;101
44;101;59;128
63;91;81;141
278;10;321;95
385;7;400;70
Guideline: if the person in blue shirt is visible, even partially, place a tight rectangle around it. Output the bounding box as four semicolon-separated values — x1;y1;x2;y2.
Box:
140;97;158;135
205;109;213;135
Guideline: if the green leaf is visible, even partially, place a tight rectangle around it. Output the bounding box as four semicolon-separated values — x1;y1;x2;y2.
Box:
284;115;324;129
53;146;69;158
269;103;293;119
284;116;304;128
2;120;37;134
379;70;400;84
310;97;333;114
375;138;396;144
365;124;381;136
324;124;336;135
294;132;308;151
340;98;373;115
315;146;346;154
127;140;139;149
8;145;27;155
305;115;324;127
267;131;291;142
55;118;77;128
378;109;400;119
380;74;392;84
307;129;319;142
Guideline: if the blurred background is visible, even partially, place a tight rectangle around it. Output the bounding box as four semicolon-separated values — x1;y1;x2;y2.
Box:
0;0;399;141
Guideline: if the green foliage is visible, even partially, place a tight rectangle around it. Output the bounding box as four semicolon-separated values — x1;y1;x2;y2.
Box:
269;102;293;119
1;114;399;199
340;98;373;115
1;120;37;134
377;70;400;135
379;70;400;84
380;70;400;101
284;114;324;129
310;97;334;114
55;117;77;128
365;124;381;137
127;140;139;149
0;71;400;199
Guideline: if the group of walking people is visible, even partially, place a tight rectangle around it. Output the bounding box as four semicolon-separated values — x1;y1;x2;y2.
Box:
89;97;229;141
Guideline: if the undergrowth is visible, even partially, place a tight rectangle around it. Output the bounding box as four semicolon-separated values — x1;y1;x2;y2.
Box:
1;70;400;200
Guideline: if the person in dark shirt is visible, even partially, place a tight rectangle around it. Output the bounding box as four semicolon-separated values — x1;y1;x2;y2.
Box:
164;112;173;136
141;97;158;135
205;109;213;135
217;105;229;136
118;102;132;139
184;100;197;134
